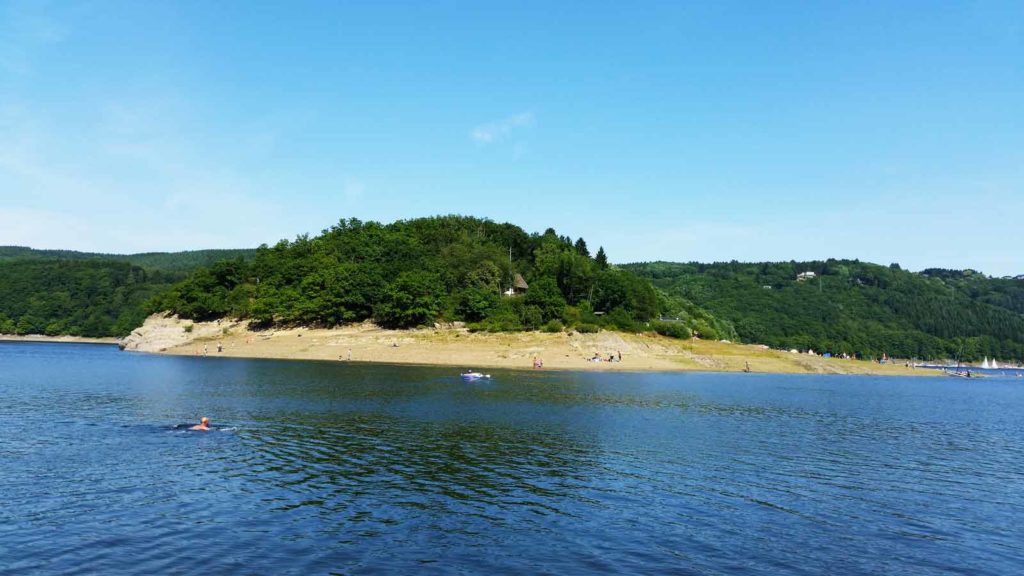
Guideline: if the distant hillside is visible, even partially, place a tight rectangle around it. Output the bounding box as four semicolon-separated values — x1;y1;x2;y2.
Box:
2;217;715;339
0;246;257;273
0;260;176;337
625;260;1024;362
0;247;254;337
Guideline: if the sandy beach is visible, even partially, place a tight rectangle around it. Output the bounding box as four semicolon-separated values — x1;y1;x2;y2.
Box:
117;315;928;376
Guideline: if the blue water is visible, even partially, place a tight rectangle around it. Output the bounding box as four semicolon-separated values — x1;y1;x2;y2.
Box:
2;342;1023;575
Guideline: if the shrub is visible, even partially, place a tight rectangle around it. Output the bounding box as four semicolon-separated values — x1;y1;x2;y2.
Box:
183;323;194;333
651;320;691;339
576;323;600;334
542;319;564;333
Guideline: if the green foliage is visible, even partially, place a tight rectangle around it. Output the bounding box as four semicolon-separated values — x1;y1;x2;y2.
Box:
374;271;445;328
651;320;692;339
626;260;1024;361
0;260;176;337
157;216;668;334
594;246;609;270
542;319;564;333
0;246;256;272
524;277;567;322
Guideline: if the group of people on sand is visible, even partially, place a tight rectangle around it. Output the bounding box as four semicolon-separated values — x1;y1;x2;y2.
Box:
589;350;623;363
194;340;225;356
533;356;544;369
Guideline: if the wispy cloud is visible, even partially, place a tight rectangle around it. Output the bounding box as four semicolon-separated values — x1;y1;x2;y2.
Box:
470;112;534;144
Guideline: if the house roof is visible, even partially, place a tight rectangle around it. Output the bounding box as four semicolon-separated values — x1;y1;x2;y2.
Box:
513;273;529;290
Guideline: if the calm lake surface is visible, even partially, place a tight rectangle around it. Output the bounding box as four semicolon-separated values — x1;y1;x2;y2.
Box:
3;342;1023;575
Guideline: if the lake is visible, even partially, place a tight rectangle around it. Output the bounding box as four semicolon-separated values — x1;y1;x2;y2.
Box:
2;342;1022;575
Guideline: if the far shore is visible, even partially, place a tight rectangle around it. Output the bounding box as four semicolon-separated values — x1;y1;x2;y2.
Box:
116;315;933;377
0;334;120;345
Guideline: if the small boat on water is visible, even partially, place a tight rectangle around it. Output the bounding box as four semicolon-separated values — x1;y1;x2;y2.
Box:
460;371;491;381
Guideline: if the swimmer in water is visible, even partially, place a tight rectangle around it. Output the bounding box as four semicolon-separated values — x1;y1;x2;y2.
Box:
191;416;211;431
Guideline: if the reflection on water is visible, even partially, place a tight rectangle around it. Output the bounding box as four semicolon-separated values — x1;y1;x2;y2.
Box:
2;342;1024;575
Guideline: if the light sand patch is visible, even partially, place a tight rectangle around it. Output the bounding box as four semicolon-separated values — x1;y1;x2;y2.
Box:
118;314;930;377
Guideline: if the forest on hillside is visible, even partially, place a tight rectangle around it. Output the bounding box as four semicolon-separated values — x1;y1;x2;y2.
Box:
4;219;1022;362
0;260;177;337
0;246;256;273
626;260;1024;362
153;216;720;337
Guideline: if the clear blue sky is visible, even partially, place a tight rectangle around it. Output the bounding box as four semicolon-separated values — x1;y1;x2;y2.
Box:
1;1;1021;275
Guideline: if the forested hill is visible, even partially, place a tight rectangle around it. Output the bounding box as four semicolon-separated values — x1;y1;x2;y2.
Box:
0;246;256;272
154;216;720;337
625;260;1024;362
0;248;255;337
0;260;176;337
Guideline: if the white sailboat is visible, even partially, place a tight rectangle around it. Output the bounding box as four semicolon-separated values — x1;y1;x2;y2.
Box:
981;357;990;369
992;359;999;369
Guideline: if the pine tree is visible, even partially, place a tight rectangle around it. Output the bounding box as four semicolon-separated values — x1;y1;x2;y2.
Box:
574;238;590;257
595;246;608;269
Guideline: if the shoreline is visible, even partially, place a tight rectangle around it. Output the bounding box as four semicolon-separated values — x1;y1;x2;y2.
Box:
117;315;931;377
0;334;119;345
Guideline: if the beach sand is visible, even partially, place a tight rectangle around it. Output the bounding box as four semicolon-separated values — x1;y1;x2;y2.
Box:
118;315;928;376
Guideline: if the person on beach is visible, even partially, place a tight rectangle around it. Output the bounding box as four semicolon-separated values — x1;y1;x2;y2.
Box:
191;416;211;431
217;341;223;353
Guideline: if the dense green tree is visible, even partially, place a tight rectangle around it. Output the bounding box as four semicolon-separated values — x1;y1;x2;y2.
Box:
374;271;445;328
595;247;609;270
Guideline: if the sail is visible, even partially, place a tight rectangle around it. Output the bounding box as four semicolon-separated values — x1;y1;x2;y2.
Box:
992;359;999;369
981;357;990;369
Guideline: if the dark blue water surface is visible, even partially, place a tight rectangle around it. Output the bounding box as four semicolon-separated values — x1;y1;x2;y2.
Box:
2;342;1023;575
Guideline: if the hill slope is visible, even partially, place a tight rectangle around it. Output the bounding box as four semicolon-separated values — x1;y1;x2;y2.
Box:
154;216;687;335
0;246;256;273
0;248;255;337
625;260;1024;362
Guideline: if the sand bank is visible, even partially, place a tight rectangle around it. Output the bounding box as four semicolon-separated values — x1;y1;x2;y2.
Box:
118;315;928;376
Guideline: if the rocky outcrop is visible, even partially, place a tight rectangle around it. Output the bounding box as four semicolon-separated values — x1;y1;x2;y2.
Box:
119;314;244;353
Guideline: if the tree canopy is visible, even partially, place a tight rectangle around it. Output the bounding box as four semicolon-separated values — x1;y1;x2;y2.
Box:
154;216;677;334
626;260;1024;362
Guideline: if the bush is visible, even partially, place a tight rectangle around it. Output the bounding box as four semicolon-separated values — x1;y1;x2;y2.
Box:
542;319;564;333
183;323;194;333
605;308;641;332
651;320;691;339
576;323;600;334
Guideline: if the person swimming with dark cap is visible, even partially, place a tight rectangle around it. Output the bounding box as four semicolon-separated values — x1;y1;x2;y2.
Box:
191;416;211;431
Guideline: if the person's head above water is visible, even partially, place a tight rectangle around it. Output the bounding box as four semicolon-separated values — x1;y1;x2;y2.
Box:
191;416;210;431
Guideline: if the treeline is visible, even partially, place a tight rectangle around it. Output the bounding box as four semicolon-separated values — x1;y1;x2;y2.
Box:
0;246;256;273
153;216;711;337
0;260;178;337
626;260;1024;362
